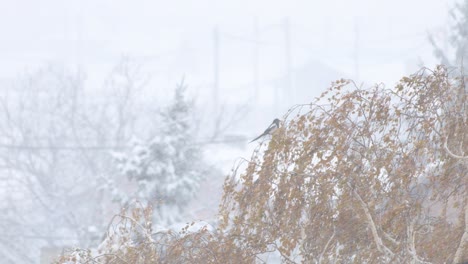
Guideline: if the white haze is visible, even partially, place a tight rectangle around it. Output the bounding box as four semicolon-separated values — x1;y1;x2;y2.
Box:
0;0;456;263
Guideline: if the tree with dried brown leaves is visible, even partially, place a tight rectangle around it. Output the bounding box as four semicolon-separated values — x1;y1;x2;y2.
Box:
58;66;467;263
220;66;467;263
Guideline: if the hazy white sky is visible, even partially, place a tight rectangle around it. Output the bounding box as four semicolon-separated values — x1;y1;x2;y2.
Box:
0;0;457;104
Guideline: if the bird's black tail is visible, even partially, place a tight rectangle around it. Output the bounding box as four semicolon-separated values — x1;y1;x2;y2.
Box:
249;134;264;143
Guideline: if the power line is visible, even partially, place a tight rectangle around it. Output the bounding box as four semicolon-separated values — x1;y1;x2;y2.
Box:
219;31;277;46
0;233;99;241
0;137;249;151
0;144;128;150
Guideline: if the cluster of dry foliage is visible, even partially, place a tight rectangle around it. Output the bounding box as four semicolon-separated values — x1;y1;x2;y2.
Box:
57;66;467;263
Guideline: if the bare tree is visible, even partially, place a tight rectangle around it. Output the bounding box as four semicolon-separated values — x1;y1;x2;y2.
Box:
0;60;151;262
430;0;468;74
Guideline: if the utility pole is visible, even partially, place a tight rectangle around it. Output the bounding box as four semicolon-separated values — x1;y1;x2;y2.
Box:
354;18;360;83
70;0;84;70
253;17;259;103
283;17;293;107
213;26;220;111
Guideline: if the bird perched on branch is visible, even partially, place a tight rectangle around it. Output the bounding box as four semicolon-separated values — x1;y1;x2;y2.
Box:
250;118;281;143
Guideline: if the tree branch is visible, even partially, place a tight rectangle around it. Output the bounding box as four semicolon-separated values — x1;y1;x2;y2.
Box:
453;201;468;264
350;183;395;259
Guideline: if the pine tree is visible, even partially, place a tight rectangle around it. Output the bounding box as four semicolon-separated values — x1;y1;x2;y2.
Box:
112;83;206;228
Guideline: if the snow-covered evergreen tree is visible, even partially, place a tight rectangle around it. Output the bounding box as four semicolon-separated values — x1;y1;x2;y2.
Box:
112;83;206;228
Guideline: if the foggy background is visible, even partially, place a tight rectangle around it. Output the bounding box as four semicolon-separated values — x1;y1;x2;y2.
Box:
0;0;456;262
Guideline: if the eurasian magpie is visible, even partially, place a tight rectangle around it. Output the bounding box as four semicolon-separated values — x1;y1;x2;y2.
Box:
250;118;280;143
